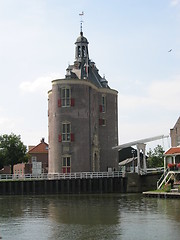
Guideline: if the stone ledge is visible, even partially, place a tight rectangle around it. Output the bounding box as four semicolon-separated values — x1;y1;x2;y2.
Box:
143;191;180;198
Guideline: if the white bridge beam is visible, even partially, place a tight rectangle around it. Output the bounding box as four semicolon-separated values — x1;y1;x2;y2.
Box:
113;134;169;175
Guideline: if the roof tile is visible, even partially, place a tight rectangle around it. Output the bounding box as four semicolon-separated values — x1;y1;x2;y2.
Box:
165;147;180;155
28;141;48;154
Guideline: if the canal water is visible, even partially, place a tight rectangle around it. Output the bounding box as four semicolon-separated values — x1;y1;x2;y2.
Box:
0;194;180;240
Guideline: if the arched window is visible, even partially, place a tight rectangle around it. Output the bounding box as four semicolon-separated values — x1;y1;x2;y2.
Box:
82;46;86;57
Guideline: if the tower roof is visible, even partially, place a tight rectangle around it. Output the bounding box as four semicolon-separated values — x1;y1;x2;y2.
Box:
75;32;89;44
65;30;109;89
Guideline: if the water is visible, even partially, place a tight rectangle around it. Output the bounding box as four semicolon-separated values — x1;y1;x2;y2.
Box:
0;194;180;240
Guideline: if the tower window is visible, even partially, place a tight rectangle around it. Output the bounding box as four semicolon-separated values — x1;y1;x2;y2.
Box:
61;87;71;107
62;156;71;173
78;46;81;57
59;122;74;143
102;95;106;113
82;46;86;57
62;122;71;142
99;118;106;126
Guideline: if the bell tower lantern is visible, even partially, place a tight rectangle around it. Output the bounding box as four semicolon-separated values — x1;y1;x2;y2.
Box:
75;31;89;62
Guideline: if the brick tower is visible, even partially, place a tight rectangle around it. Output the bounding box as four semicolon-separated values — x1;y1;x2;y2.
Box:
48;28;118;173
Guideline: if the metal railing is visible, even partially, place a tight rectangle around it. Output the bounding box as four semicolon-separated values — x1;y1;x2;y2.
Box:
156;169;180;189
0;171;123;181
146;167;164;173
157;168;169;189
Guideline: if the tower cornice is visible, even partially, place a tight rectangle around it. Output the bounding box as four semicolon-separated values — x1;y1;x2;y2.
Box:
50;78;118;95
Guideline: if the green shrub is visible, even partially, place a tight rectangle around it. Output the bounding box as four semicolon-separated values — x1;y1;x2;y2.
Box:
161;184;171;192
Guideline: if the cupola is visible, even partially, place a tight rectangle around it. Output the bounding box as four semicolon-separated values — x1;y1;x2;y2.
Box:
75;31;89;63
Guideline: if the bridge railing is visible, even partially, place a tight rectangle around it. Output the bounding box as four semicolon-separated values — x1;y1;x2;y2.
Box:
0;171;123;181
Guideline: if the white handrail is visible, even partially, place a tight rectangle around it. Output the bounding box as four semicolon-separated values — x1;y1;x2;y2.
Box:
157;168;169;189
0;171;123;181
157;170;175;189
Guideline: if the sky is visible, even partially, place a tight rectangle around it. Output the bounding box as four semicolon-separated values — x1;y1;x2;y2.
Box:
0;0;180;151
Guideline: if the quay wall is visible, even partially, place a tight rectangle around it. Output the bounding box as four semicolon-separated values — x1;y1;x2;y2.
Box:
0;177;125;195
0;173;162;195
125;172;162;193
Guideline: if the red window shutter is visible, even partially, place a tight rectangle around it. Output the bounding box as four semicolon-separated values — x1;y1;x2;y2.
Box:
99;118;102;125
58;99;61;107
58;134;62;142
71;98;75;106
71;133;75;142
62;167;66;173
99;105;102;112
67;167;71;173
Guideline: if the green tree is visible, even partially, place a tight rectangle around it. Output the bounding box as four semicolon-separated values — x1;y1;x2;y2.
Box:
0;133;28;174
147;145;165;168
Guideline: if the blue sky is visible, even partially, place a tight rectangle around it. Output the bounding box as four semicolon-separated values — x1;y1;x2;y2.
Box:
0;0;180;151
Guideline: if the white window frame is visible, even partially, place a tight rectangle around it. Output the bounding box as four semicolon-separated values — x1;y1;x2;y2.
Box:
62;155;71;173
102;118;106;126
62;122;71;142
61;87;71;107
31;156;37;163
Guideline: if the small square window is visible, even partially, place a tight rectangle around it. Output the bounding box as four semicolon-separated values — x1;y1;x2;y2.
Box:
32;156;37;163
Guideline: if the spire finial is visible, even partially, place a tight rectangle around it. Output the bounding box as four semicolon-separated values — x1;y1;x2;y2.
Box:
79;11;84;35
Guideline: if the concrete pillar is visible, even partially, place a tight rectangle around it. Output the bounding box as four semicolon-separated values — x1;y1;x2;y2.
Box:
137;143;146;174
137;148;141;174
173;155;176;164
164;156;166;172
142;144;147;173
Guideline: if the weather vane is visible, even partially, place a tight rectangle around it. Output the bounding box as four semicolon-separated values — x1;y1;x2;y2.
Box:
79;11;84;32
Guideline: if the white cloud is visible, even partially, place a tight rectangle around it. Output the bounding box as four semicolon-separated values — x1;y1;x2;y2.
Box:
119;76;180;111
171;0;180;6
119;94;154;109
118;76;180;150
19;72;63;94
149;77;180;110
0;117;17;134
118;119;171;151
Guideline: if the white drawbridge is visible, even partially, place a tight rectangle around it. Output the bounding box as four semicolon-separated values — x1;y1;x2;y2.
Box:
113;135;169;175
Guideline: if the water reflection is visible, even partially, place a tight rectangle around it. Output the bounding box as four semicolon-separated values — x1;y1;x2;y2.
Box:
48;195;120;225
0;194;180;240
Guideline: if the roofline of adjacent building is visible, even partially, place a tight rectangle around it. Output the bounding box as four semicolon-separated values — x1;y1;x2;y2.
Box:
28;142;48;154
170;116;180;130
47;78;118;95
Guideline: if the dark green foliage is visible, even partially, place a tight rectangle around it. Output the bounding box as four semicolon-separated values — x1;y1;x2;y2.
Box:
147;145;165;168
0;133;28;174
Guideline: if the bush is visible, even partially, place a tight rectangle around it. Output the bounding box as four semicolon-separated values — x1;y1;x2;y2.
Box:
161;184;171;192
